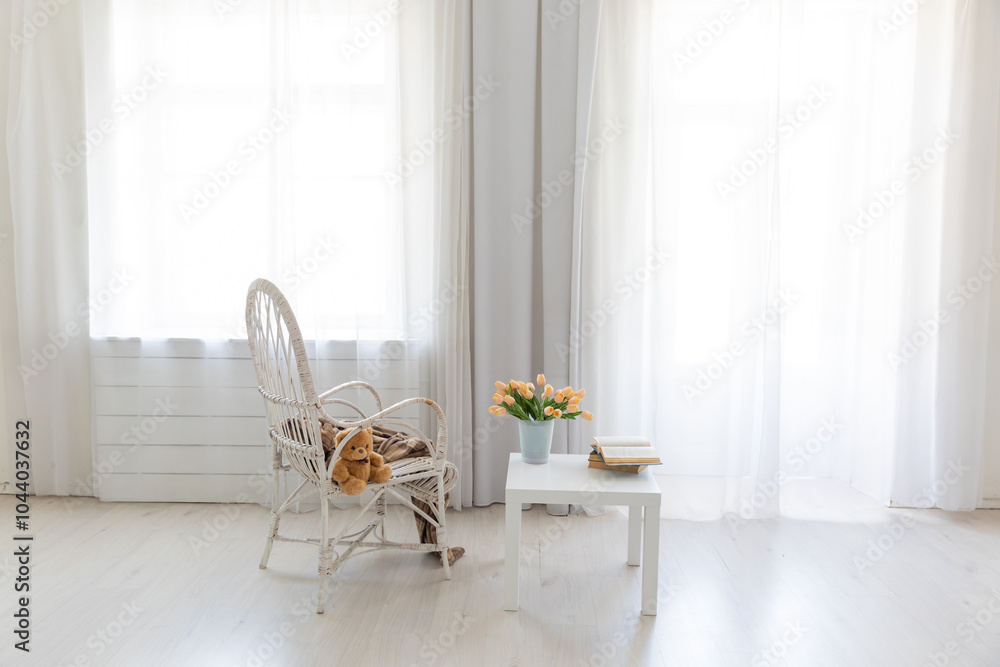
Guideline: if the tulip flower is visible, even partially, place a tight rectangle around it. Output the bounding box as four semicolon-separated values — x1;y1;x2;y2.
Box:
489;378;590;422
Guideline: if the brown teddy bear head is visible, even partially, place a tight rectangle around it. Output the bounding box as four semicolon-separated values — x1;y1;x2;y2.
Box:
334;427;374;461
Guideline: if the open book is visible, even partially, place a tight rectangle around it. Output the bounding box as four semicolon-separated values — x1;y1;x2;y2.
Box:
590;436;662;466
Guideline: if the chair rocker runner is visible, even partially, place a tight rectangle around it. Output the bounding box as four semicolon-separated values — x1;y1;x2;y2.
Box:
245;278;457;614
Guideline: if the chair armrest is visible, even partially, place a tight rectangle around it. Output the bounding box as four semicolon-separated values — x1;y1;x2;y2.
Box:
319;381;384;413
326;397;449;469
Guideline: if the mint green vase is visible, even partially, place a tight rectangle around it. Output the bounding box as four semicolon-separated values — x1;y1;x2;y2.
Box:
518;419;555;464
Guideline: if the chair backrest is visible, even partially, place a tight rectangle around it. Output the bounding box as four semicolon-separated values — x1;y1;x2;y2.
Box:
245;279;328;486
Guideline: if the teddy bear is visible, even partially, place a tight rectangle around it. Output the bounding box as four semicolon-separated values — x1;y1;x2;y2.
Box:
327;426;392;495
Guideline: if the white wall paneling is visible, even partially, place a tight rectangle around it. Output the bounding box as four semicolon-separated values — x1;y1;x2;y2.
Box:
91;338;421;503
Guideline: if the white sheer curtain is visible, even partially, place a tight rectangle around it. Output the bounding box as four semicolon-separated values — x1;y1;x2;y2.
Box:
577;0;1000;518
4;0;92;496
78;0;471;504
85;0;454;342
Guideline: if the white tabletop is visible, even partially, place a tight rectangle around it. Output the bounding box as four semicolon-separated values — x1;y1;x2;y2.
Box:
505;453;661;506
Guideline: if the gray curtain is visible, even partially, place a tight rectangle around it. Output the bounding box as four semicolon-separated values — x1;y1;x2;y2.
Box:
470;0;602;507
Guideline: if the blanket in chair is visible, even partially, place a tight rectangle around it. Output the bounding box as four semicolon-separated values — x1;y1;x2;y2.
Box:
283;417;464;566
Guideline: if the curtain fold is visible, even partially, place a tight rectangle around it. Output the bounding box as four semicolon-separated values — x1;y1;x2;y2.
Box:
0;4;23;495
420;0;473;508
5;0;92;496
889;0;1000;509
470;0;541;506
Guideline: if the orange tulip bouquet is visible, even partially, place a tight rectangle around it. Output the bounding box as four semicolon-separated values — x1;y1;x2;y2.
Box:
488;374;593;422
490;374;593;463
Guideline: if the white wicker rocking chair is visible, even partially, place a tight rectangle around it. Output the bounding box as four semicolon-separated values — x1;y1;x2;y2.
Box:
245;278;456;614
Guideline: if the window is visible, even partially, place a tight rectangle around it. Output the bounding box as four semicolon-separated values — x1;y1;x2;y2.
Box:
88;0;409;340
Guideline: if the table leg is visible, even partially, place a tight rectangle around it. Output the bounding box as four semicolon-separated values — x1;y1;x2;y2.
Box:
628;505;642;566
641;503;659;616
504;499;521;611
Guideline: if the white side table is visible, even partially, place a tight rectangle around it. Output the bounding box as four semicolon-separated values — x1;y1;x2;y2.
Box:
503;453;662;615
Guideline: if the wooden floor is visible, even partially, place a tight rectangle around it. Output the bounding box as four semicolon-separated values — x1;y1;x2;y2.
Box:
3;491;1000;666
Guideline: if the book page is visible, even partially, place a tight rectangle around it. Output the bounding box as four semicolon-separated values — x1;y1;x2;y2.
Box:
598;446;660;462
592;436;651;448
